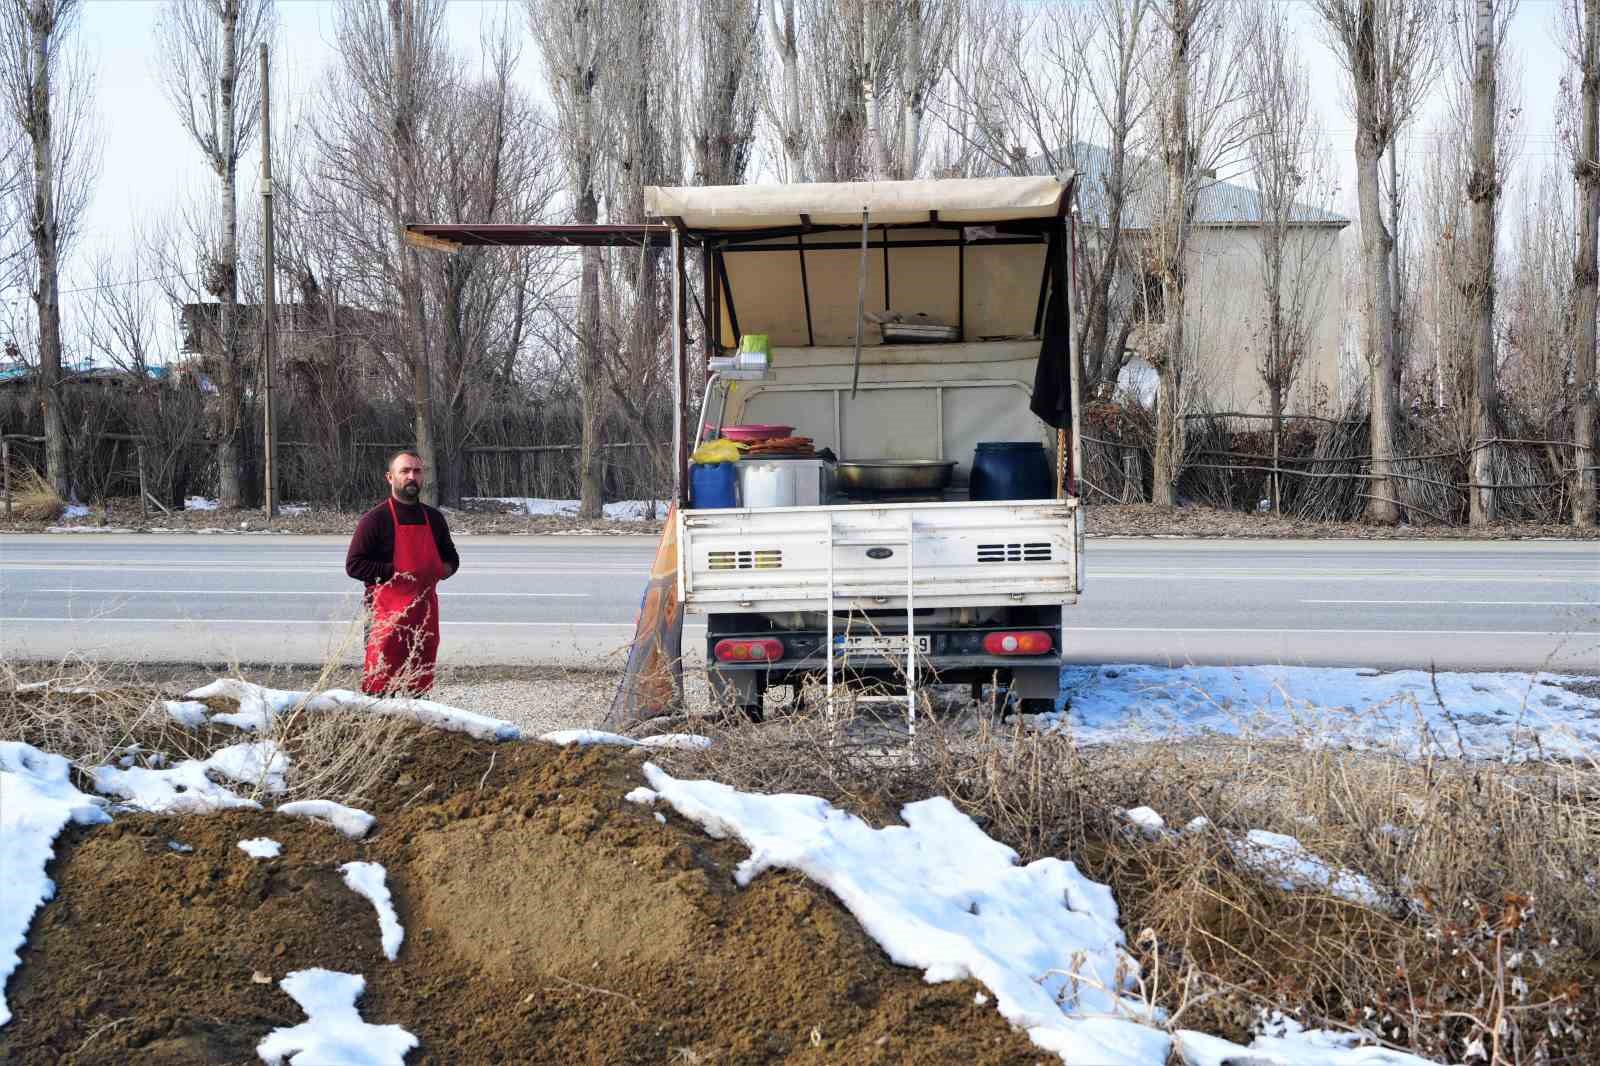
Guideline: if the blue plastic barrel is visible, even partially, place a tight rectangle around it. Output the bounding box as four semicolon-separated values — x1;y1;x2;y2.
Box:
970;442;1053;501
690;462;740;508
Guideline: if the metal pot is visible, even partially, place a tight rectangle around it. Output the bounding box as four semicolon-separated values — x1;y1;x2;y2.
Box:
834;459;956;493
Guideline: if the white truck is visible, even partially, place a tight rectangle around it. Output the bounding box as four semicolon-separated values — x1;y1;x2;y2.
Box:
649;177;1086;721
406;175;1086;722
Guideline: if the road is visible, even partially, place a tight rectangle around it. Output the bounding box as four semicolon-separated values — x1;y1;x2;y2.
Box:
1;534;1596;673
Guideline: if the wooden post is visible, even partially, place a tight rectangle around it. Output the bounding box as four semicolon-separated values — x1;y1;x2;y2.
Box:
137;443;148;517
260;42;278;518
2;438;10;517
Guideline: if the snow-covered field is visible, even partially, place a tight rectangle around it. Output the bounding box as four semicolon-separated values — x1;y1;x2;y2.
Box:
0;676;1496;1064
1049;663;1600;762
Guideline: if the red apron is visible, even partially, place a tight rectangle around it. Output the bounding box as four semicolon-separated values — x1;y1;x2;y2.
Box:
362;498;447;696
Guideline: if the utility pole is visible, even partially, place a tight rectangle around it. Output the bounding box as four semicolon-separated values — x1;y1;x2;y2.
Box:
260;41;278;518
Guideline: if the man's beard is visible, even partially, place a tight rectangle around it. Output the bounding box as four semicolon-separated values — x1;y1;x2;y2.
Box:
397;483;421;502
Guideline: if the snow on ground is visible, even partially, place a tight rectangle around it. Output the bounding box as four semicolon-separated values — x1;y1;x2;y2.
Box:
540;728;639;747
184;496;220;511
637;733;713;751
91;741;289;814
0;744;111;1027
60;503;90;519
162;699;210;727
463;497;665;521
276;799;375;840
239;838;282;860
1048;664;1600;761
641;763;1438;1066
340;863;404;961
1233;831;1386;908
185;678;522;741
256;969;417;1066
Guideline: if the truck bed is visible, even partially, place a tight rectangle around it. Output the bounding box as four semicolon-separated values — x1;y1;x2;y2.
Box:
678;498;1082;615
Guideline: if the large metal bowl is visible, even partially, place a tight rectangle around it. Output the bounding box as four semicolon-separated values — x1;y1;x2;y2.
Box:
835;459;957;493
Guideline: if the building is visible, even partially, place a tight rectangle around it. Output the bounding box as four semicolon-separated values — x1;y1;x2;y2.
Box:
1046;144;1349;417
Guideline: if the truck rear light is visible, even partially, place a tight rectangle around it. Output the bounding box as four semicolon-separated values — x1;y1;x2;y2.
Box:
982;631;1053;656
714;638;785;663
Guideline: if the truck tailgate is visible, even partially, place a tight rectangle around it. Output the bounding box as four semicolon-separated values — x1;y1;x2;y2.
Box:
678;499;1081;614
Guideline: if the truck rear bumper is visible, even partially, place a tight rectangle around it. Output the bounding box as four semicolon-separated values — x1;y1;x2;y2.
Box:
705;625;1063;684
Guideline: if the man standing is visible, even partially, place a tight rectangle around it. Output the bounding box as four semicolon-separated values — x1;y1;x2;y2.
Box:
346;451;460;696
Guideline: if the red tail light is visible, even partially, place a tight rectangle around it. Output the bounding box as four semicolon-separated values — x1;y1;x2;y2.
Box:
982;631;1053;656
714;638;785;663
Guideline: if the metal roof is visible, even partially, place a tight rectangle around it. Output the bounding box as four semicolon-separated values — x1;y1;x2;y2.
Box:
1036;143;1347;230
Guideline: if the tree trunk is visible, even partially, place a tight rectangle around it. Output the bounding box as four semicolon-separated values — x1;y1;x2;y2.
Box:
1354;0;1400;523
27;1;67;500
392;0;436;506
216;0;243;508
1152;0;1189;508
1467;0;1497;526
897;0;923;179
1574;0;1599;527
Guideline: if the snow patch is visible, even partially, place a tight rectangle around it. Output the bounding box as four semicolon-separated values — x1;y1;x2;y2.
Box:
162;699;210;727
91;741;289;814
624;787;659;805
256;969;417;1065
638;734;713;751
642;762;1167;1065
463;497;665;521
1232;830;1386;908
541;729;639;748
184;496;220;511
276;800;375;840
340;863;403;961
0;743;111;1028
185;678;522;741
239;837;282;860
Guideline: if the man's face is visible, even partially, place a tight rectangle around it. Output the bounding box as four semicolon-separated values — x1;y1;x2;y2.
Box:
387;455;424;502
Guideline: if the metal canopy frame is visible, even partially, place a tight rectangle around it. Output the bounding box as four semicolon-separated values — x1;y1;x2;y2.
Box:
401;176;1078;508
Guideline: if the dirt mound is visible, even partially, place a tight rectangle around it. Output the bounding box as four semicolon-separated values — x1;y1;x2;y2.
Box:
0;732;1041;1065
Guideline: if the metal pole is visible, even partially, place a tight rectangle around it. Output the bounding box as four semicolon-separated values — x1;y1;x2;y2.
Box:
671;228;687;505
259;42;278;518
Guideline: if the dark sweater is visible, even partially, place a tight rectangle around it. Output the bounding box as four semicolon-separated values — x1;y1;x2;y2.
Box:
345;498;460;586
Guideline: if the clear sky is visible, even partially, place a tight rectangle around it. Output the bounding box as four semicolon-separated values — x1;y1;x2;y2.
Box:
61;0;1570;360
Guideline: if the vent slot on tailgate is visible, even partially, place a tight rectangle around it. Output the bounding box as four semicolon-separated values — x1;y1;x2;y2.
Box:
977;542;1053;563
708;548;783;571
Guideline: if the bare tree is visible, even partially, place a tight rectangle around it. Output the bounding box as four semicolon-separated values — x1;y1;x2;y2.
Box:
1569;0;1599;525
528;0;608;517
762;0;807;180
1246;8;1334;513
1459;0;1519;525
154;0;273;508
1311;0;1438;523
1147;0;1255;506
688;0;760;187
1;0;98;499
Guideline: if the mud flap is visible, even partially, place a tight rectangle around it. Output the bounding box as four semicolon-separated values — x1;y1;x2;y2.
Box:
604;503;684;730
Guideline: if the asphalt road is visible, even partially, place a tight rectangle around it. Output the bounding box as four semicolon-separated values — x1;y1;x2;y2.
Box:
1;534;1596;673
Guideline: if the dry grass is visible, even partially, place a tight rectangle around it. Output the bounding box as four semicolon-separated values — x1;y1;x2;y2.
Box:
658;685;1600;1064
6;464;64;521
0;617;416;807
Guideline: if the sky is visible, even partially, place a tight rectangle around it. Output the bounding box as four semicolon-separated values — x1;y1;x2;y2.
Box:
56;0;1574;362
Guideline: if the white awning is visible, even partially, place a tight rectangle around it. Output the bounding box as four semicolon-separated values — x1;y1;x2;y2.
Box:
645;176;1073;230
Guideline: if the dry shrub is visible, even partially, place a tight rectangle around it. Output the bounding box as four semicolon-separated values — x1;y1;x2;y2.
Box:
6;464;64;521
2;630;415;807
659;689;1600;1064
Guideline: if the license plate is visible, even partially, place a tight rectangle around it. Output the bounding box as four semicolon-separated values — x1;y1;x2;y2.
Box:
834;634;930;656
